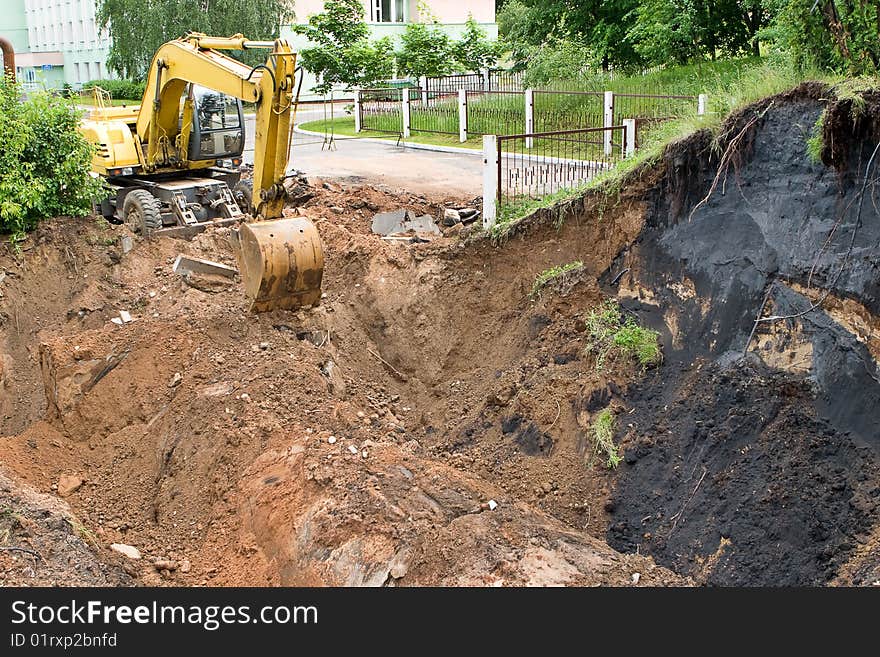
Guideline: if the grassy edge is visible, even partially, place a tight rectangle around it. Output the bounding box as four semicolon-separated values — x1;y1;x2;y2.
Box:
487;63;848;241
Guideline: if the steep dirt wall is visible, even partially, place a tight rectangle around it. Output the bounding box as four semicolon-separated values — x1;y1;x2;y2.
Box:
603;85;880;585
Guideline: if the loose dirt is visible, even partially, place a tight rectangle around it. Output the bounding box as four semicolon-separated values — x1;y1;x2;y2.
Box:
1;84;878;587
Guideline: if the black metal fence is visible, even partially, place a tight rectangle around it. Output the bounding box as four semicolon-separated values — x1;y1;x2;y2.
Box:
409;89;459;135
359;87;404;134
489;69;525;92
465;90;524;136
532;90;605;133
424;72;484;94
495;126;628;218
612;93;696;126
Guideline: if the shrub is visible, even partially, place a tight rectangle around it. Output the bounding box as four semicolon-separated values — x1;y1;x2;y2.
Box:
0;78;103;242
82;78;146;100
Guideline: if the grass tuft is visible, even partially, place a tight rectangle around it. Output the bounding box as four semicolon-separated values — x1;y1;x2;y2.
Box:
530;261;584;298
584;299;662;370
592;408;621;469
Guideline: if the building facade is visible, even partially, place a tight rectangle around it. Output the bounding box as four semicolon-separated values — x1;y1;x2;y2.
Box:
1;0;497;93
285;0;498;95
0;0;113;90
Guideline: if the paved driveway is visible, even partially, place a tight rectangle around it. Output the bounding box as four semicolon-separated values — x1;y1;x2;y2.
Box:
243;105;483;198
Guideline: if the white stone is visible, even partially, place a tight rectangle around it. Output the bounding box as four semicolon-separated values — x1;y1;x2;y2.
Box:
111;543;142;560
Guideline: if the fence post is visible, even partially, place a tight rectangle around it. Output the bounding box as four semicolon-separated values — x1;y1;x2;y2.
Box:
623;118;636;157
698;93;707;116
482;67;490;92
458;89;467;142
603;91;614;157
419;75;428;104
524;88;534;149
482;134;498;230
402;88;411;139
354;88;362;133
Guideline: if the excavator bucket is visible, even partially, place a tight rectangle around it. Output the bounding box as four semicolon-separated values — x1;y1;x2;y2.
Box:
233;218;324;312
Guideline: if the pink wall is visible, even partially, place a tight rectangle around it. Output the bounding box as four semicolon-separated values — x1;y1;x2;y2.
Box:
416;0;495;23
293;0;495;24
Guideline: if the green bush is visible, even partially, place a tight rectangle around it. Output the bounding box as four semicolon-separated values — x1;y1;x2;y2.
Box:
0;78;103;241
82;78;146;100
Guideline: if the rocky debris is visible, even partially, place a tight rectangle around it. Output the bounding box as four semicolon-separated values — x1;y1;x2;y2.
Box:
56;474;83;497
110;543;142;560
442;208;461;226
172;254;237;279
239;439;688;586
371;209;440;237
441;206;480;227
168;372;182;388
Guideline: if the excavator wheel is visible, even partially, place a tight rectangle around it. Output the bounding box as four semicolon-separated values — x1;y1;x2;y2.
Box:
123;190;162;234
233;217;324;313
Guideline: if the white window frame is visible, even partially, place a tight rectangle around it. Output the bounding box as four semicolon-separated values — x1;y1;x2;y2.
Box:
372;0;405;23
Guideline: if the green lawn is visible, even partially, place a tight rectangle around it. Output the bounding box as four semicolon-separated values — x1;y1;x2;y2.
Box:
298;116;484;150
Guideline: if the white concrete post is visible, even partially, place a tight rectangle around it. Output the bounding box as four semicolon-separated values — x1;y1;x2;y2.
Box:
482;67;491;92
524;88;535;149
623;118;636;157
354;88;362;133
458;89;468;142
603;91;614;157
483;134;498;230
402;88;411;138
698;93;707;116
419;75;428;104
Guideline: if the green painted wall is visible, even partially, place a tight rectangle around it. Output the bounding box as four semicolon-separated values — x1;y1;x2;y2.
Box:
0;0;29;53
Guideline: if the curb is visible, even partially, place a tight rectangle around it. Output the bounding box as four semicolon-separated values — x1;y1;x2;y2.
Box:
293;125;483;157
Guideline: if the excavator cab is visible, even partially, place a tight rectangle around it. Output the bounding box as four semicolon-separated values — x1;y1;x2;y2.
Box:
187;85;245;164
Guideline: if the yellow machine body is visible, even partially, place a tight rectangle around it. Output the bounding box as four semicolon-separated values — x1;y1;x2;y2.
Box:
80;33;323;312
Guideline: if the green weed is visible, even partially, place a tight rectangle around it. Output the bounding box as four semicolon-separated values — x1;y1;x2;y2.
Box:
530;261;584;298
592;408;621;469
584;299;662;370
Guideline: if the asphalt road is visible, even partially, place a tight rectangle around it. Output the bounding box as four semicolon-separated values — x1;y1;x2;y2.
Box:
242;104;483;198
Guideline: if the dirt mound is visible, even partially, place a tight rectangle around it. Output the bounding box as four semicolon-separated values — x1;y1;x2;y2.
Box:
1;173;674;586
236;437;684;586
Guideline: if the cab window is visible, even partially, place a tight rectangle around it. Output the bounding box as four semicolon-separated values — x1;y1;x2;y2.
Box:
188;86;244;160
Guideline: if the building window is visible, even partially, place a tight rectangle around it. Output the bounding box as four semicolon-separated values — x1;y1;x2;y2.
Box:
372;0;404;23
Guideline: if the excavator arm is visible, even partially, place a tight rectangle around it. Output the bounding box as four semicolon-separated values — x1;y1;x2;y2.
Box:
137;33;295;220
134;33;323;312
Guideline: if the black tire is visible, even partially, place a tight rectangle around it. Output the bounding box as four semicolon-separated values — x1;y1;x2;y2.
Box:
233;179;253;215
122;190;162;234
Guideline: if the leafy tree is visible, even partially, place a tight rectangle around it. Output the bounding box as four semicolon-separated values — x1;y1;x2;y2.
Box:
767;0;879;74
520;37;595;85
98;0;295;80
396;23;454;78
452;16;499;72
0;78;103;241
293;0;394;93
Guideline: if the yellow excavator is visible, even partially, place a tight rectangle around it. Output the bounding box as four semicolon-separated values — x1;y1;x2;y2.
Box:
80;33;323;312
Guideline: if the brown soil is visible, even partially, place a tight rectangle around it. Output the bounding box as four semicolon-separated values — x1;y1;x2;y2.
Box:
0;178;683;586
